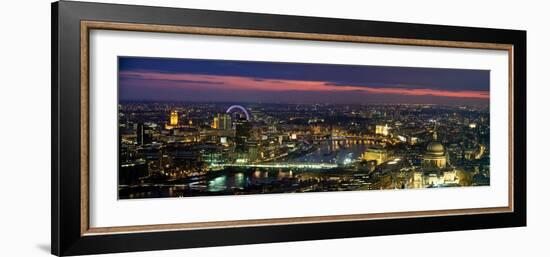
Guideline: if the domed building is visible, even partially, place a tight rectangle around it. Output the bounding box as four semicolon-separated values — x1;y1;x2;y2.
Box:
410;131;458;188
422;132;447;169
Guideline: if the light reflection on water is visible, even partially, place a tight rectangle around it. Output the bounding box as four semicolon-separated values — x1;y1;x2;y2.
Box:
291;141;368;164
203;142;367;192
123;142;370;198
205;170;294;192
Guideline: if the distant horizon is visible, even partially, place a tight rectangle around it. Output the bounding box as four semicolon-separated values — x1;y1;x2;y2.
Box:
119;57;490;105
119;99;490;107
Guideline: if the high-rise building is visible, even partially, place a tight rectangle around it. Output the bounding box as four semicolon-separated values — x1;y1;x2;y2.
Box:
212;113;232;130
136;122;152;145
247;140;260;162
235;118;252;152
220;114;232;130
212;116;220;129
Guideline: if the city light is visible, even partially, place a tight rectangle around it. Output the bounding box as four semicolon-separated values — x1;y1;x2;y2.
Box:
117;57;490;199
119;102;490;199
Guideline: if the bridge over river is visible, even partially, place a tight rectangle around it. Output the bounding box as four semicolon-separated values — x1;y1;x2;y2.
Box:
211;162;339;170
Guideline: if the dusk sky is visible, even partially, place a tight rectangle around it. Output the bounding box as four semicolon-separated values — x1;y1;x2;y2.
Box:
118;57;490;105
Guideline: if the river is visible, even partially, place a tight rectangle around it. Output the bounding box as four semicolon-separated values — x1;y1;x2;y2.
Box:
119;141;370;199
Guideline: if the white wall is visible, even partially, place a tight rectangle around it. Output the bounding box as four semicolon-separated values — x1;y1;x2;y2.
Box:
0;0;547;256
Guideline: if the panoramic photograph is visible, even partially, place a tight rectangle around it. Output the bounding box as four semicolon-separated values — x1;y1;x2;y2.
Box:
117;57;490;199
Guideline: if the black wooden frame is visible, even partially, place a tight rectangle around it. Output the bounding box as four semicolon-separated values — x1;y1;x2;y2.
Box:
52;1;526;256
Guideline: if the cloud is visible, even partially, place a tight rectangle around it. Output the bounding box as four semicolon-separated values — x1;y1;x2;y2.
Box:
119;70;489;99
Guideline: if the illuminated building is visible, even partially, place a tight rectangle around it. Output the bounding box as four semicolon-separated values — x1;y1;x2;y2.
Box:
117;101;490;198
416;132;460;187
247;140;260;162
465;144;486;160
422;132;447;169
165;110;179;129
136;123;152;145
220;136;228;145
172;127;200;142
202;147;226;166
362;147;388;165
464;148;476;160
212;116;220;129
419;169;458;187
220;114;231;130
415;132;461;187
170;111;178;126
443;170;457;182
212;113;232;130
412;171;424;188
235;118;252;152
375;124;389;136
426;173;444;185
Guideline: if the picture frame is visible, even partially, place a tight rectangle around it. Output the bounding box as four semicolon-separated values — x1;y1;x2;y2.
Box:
51;1;526;256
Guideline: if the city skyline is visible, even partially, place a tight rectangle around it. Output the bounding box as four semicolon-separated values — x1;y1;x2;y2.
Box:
119;57;490;105
118;57;490;199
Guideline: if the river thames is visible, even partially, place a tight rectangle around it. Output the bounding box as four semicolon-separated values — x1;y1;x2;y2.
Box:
119;141;372;199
